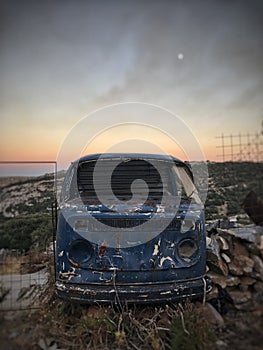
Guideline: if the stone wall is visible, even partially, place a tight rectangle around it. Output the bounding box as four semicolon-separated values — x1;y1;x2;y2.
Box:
206;223;263;312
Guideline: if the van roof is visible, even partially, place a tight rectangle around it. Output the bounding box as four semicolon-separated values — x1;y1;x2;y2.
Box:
75;153;186;165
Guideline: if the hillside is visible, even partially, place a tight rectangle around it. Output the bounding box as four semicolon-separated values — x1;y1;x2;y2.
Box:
0;171;65;219
204;162;263;221
0;162;262;222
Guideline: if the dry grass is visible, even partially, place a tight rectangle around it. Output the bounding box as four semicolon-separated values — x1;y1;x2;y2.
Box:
0;252;48;275
0;258;215;349
29;295;214;350
0;255;22;274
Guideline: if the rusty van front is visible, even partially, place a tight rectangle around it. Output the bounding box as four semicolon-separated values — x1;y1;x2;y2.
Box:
55;153;210;304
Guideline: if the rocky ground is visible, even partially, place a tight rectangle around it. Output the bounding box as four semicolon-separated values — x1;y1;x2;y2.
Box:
204;222;263;350
206;223;263;314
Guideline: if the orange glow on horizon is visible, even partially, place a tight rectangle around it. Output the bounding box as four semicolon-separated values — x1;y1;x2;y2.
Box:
0;123;225;166
80;124;189;161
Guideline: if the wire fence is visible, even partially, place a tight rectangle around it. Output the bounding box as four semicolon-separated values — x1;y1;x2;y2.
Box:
210;130;263;224
216;131;263;162
0;161;57;311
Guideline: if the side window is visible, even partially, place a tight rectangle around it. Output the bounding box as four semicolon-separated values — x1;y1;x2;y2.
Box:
63;165;77;202
172;165;202;204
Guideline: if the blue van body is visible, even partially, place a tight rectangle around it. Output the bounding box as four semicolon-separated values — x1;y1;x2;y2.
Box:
55;153;210;304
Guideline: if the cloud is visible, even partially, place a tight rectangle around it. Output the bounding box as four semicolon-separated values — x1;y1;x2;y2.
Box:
91;0;263;123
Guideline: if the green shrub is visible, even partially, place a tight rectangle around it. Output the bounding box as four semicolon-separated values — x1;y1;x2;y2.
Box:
0;213;53;252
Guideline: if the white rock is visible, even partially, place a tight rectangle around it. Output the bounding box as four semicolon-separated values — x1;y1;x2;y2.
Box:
221;253;231;264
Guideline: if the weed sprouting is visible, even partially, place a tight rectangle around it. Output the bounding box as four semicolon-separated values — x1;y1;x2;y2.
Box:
169;303;214;350
34;298;215;350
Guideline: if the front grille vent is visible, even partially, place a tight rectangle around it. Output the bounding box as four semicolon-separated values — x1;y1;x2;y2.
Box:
74;218;181;232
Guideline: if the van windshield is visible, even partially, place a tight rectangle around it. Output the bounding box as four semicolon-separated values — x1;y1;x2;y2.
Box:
62;159;201;207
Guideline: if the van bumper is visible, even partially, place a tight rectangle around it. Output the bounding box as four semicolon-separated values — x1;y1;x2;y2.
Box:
55;276;211;304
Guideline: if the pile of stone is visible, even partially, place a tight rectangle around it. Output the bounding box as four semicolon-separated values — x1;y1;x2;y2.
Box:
206;222;263;312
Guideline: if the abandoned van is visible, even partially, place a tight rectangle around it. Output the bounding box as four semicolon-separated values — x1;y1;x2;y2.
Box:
55;153;210;304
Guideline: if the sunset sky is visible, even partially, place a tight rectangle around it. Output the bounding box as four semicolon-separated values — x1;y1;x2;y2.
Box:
1;0;262;175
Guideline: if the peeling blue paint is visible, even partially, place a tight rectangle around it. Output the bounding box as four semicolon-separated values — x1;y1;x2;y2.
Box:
55;153;210;304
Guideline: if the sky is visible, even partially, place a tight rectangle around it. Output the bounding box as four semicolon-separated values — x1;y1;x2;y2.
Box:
0;0;263;175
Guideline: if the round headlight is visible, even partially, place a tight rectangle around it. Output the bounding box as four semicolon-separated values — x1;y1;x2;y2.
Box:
67;240;93;267
178;238;198;262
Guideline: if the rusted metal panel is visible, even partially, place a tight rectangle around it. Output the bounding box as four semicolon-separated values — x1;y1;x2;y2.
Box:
55;277;209;304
